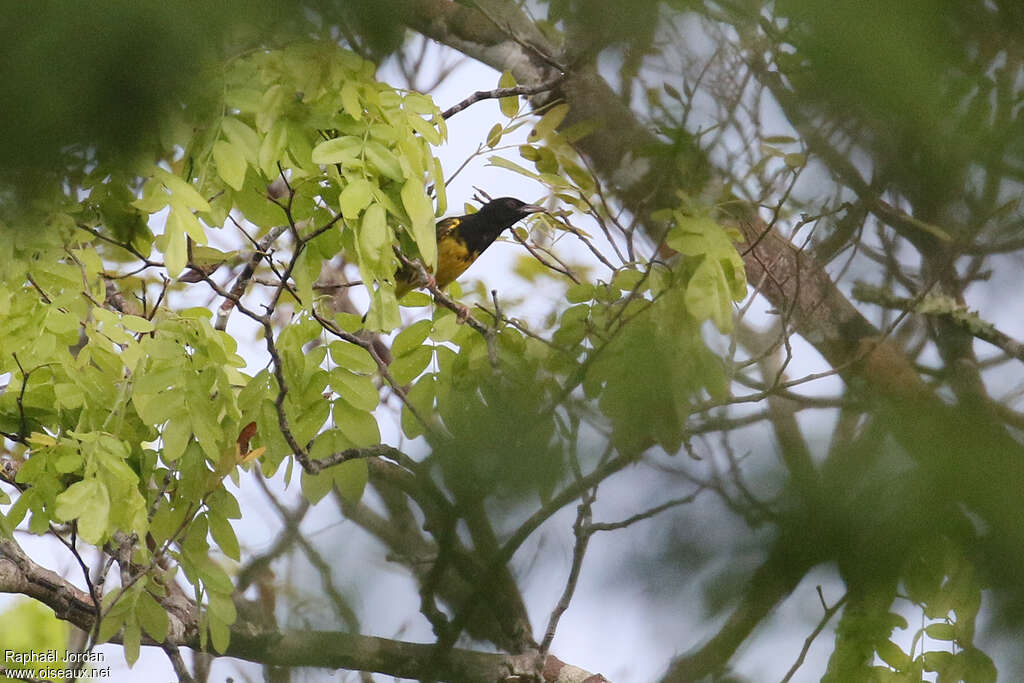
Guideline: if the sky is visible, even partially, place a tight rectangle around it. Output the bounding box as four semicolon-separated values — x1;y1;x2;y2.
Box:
0;38;842;683
7;22;1023;683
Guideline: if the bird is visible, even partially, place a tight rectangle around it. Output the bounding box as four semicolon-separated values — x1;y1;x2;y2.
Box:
393;196;544;300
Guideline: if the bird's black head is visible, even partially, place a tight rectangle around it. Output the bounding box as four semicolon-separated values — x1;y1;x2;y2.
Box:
477;197;545;228
457;197;545;253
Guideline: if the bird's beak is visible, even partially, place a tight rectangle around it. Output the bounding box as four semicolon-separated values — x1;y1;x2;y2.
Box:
520;203;546;216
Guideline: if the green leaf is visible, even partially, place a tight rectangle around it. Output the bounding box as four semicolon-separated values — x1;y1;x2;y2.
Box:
567;283;596;303
784;152;807;168
150;504;187;545
309;428;354;462
359;204;388;265
328;341;378;373
165;219;187;277
333;459;368;503
156;170;211;212
96;609;126;644
221;118;261;163
398;291;431;307
332;400;381;447
207;488;242;520
331;368;380;411
212;140;247;191
258;120;289;178
208;591;237;624
403;92;435;115
363;285;402;333
197;557;235;595
684;257;734;332
208;613;231;654
486;123;503;148
498;70;519;117
136;590;169;643
301;468;334;503
292;247;315;311
170;203;208;246
311;136;362;165
401;180;436;269
876;640;910;671
924;623;956;640
45;308;80;336
364;141;404;181
530;103;569;141
339;178;375;218
402;375;434;439
162;417;192;463
54;479;110;544
390;345;432;385
962;647;996;683
561;118;599;142
430;310;459;342
341;81;363;121
6;492;31;531
392;319;432;357
666;214;727;257
120;314;155;333
96;439;138;484
208;510;240;561
921;650;952;672
431;155;447;214
408;113;443;145
487;155;541;181
123;621;141;666
54;451;83;474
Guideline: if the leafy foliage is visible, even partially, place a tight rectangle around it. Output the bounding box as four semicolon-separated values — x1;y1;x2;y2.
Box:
1;1;1017;681
0;28;748;664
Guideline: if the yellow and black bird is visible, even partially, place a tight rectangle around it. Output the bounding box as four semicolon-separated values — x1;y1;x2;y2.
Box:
394;196;544;299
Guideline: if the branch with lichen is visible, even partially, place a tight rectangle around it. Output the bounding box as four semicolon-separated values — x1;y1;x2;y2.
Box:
852;282;1024;362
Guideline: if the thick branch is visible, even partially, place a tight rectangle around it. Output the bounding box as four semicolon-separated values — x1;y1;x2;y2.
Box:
0;538;99;630
1;536;605;682
853;282;1024;363
340;459;535;653
662;542;818;682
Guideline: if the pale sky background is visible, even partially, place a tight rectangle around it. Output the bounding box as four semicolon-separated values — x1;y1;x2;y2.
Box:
4;23;1023;683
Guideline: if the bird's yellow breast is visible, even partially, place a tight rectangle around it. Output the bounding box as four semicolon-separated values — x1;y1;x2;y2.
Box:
434;233;478;289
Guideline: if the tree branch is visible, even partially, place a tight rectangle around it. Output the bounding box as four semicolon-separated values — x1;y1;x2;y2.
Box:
442;76;565;119
852;282;1024;363
1;535;607;682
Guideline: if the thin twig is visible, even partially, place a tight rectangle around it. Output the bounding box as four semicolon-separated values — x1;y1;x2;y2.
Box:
780;589;848;683
435;448;636;657
391;248;492;337
304;444;412;475
253;474;362;631
441;76;565;119
539;488;594;654
587;490;703;533
49;522;103;653
508;231;581;283
215;223;289;331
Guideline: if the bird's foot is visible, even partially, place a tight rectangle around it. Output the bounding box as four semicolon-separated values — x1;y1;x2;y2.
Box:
455;303;471;323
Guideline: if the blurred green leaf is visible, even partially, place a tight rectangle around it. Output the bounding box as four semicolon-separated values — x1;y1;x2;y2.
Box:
498;70;519;117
